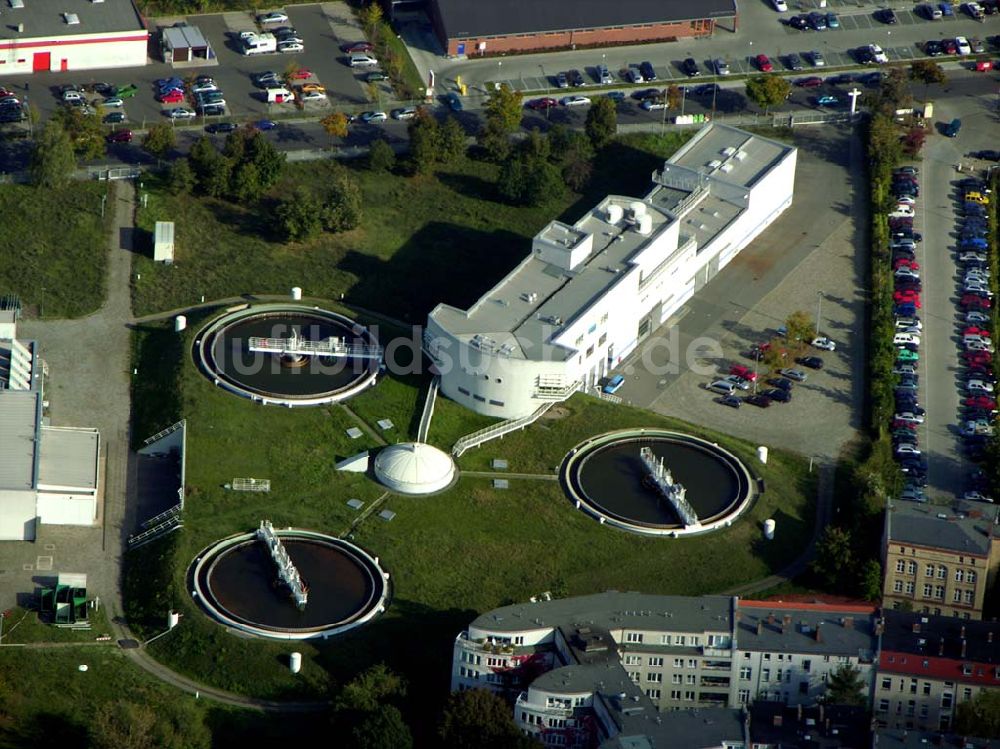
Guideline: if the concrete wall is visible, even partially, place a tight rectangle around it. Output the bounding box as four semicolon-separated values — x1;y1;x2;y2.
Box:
0;32;148;75
0;489;36;541
36;492;96;526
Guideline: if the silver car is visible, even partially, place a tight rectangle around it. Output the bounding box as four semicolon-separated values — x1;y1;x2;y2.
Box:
713;58;731;75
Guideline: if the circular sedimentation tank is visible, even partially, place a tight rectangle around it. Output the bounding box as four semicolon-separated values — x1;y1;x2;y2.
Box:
194;303;380;407
190;528;388;640
561;429;756;537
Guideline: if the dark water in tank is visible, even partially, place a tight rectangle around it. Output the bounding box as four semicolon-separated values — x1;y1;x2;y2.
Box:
210;313;376;397
207;539;376;630
576;439;741;527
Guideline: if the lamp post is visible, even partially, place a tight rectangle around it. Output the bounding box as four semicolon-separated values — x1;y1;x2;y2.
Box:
815;291;824;337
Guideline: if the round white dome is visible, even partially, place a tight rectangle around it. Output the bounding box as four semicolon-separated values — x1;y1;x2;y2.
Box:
374;442;456;495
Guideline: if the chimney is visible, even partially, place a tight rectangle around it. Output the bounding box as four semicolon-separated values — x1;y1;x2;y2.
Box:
939;638;945;656
757;620;763;636
815;623;824;643
912;622;921;634
843;617;854;630
961;639;967;658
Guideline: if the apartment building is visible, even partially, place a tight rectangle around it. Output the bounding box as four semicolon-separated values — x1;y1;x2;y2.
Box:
882;501;1000;620
874;610;1000;732
731;602;878;707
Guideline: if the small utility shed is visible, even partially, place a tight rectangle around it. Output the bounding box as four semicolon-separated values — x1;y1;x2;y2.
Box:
154;221;175;263
161;24;213;64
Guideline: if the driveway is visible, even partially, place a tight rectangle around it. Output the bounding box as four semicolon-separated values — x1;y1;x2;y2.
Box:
615;126;867;459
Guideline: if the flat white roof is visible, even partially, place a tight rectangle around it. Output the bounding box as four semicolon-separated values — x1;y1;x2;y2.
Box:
39;427;98;491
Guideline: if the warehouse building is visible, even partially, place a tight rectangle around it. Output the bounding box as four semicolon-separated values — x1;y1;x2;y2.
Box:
0;0;147;75
425;123;797;420
429;0;737;57
0;309;100;541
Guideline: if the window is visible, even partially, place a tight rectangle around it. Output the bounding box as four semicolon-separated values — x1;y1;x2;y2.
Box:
923;584;933;597
954;590;963;603
802;659;811;673
648;657;663;667
647;673;662;683
963;688;973;701
763;653;771;661
910;679;918;695
575;335;584;346
673;658;684;668
687;659;697;669
896;560;906;573
691;637;701;646
777;669;784;683
676;636;686;646
906;700;916;717
739;667;752;680
457;387;470;396
684;691;696;701
671;674;681;684
965;590;974;604
942;692;954;709
645;688;661;699
923;682;931;696
799;681;809;695
920;704;929;718
600;312;608;323
738;689;751;704
938;565;948;580
906;582;915;594
670;690;682;700
908;561;917;575
661;635;672;645
626;632;644;644
598;333;607;346
628;671;640;683
878;699;890;712
488;399;504;407
935;586;946;600
968;571;977;584
882;678;892;690
926;565;935;578
685;674;696;685
956;570;965;583
624;655;641;666
585;345;594;358
762;669;771;682
894;580;904;593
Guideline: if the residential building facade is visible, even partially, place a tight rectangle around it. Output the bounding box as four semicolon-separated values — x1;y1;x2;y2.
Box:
882;501;1000;620
874;611;1000;733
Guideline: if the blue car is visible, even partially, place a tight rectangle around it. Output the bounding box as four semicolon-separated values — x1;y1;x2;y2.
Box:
961;238;988;250
603;374;625;394
446;91;463;111
605;91;626;102
895;303;918;317
816;95;839;106
826;12;840;28
939;2;953;15
255;119;278;130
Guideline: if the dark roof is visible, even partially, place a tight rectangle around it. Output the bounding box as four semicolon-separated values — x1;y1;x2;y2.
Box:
0;0;145;42
881;610;1000;666
887;501;999;556
749;701;869;749
735;604;877;658
601;708;746;749
432;0;737;40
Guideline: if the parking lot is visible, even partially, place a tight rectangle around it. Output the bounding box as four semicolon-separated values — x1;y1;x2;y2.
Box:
613;127;866;460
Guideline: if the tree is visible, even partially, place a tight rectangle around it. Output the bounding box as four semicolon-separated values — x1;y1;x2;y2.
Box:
811;526;855;589
336;664;407;714
320;112;350;140
666;84;683;110
585;96;617;149
823;665;866;706
901;126;926;158
188;136;220;189
143;122;176;160
276;187;322;241
409;111;442;173
359;2;383;37
283;60;301;88
321;171;363;233
784;309;815;347
439;689;538;749
476;118;512;163
51;106;105;159
557;131;595;192
955;690;1000;737
202;157;232;199
483;83;523;134
859;559;883;602
910;60;946;87
868;114;903;174
498;154;562;207
245;131;285;190
439;116;467;162
230;161;263;203
167;158;195;195
876;66;912;115
29;120;76;188
90;701;156;749
367;138;396;172
350;705;413;749
745;75;791;113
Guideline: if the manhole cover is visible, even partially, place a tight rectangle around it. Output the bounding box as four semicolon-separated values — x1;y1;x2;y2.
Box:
44;544;56;551
36;556;53;571
22;564;33;571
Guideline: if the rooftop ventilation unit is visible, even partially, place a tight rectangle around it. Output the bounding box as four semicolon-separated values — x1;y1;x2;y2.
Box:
9;0;23;8
636;214;653;236
721;147;736;156
708;160;722;169
607;203;624;225
720;163;734;173
64;12;80;24
629;201;646;220
735;150;748;161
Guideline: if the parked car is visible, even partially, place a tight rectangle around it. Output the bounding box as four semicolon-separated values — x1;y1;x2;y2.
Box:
360;110;387;123
761;388;791;403
812;336;836;351
205;122;237;134
730;364;758;382
639;62;657;81
446;92;463;111
708;380;737;396
603;374;626;394
391;107;418;120
560;95;591;107
755;54;774;72
527;97;558;111
164;107;196;119
745;394;772;408
797;356;824;369
681;58;701;77
103;111;127;124
779;368;808;382
105;129;133;143
257;11;289;24
716;395;743;409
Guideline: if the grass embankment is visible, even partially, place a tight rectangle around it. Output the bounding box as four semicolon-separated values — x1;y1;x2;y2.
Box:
0;182;111;318
130;132;691;319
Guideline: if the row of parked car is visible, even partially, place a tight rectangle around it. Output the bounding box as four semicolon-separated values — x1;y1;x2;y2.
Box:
703;334;833;409
952;176;996;503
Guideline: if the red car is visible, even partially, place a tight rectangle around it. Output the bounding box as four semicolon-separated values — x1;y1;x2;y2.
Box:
964;326;992;338
965;396;998;410
527;97;558;110
964;353;992;368
942;38;958;54
962;294;992;310
893;258;919;270
797;76;823;88
343;41;374;53
894;291;922;307
756;54;773;72
105;129;133;143
290;67;313;80
158;89;185;104
730;364;759;382
892;419;918;430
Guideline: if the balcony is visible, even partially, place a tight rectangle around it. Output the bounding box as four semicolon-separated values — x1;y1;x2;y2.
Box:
700;676;731;689
516;692;573;717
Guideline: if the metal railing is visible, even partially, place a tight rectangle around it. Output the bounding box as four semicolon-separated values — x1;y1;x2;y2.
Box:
128;514;183;549
142;419;185;446
452;401;555;457
141;504;180;530
417;375;440;443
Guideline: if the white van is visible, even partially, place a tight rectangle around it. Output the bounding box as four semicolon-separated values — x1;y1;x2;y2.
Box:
893;333;921;346
888;205;914;218
349;53;378;67
265;87;292;103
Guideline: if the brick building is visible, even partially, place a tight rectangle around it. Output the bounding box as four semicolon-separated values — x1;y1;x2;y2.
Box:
881;501;1000;620
874;611;1000;733
428;0;738;57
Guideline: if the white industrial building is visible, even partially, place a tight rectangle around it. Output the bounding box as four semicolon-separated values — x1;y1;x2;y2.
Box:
425;123;797;419
0;0;147;75
0;309;100;541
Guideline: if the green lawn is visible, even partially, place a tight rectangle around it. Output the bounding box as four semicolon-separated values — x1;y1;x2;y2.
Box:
0;182;111;318
131;132;692;320
0;604;112;644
